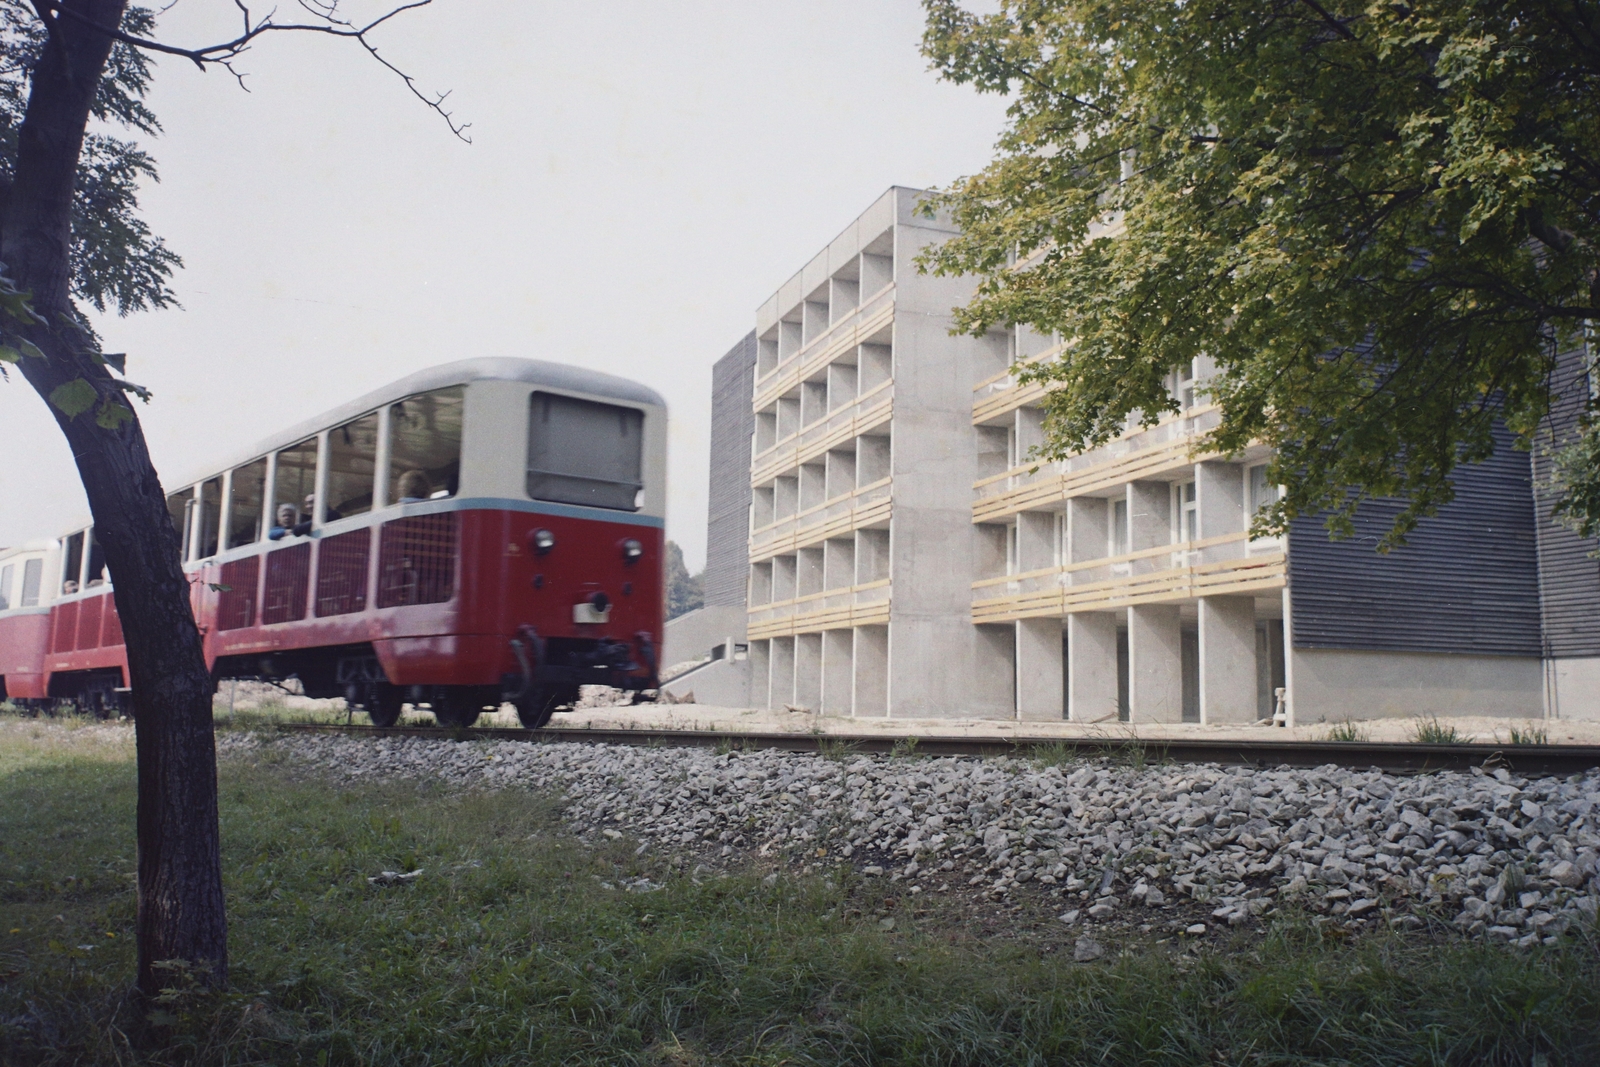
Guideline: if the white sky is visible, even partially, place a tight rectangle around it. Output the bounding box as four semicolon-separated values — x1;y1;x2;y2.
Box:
0;1;1008;571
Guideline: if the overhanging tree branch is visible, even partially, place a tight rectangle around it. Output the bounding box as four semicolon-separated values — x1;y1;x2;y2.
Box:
37;0;469;140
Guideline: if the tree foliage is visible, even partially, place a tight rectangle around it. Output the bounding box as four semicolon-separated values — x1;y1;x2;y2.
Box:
666;540;703;621
920;0;1600;546
0;3;177;318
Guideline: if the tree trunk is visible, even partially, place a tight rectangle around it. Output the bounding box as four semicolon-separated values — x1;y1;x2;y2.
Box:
4;0;227;995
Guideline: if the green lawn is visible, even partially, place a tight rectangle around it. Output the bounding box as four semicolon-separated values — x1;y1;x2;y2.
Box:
2;717;1597;1066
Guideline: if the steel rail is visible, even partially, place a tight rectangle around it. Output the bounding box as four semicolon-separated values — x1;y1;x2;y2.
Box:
270;722;1600;776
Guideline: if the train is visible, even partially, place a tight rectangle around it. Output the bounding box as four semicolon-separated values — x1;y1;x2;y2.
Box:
0;358;668;728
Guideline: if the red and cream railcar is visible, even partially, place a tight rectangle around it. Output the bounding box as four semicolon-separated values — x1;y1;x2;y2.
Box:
0;358;667;727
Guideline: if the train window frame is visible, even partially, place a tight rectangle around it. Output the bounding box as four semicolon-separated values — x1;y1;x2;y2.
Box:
196;477;224;561
325;411;381;522
20;557;42;606
272;437;321;536
84;528;107;588
166;487;196;563
525;391;645;512
227;457;269;550
387;386;463;506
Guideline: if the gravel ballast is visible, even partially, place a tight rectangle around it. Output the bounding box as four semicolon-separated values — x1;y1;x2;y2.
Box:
223;732;1600;945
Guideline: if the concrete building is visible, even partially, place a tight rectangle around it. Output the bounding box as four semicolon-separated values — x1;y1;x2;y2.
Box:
668;186;1600;724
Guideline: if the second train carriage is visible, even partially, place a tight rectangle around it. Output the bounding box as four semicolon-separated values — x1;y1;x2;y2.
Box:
0;358;668;727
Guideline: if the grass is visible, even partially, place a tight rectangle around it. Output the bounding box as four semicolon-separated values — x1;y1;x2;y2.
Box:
1323;720;1371;743
1509;725;1550;746
4;718;1600;1065
1411;715;1465;744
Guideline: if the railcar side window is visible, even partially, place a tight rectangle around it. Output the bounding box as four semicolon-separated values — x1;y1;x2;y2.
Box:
197;478;223;559
228;459;268;549
388;387;463;503
0;563;11;610
61;531;84;594
526;392;644;511
274;438;319;531
166;490;194;561
85;529;107;586
326;412;380;519
20;558;41;606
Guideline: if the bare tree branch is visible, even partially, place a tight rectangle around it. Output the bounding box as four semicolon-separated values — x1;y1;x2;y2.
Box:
36;0;470;141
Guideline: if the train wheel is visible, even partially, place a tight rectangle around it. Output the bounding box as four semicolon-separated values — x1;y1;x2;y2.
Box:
431;688;485;728
515;685;562;729
368;684;405;728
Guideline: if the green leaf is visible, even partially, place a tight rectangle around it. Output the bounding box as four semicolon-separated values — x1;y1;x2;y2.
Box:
18;339;46;360
95;399;134;429
49;378;98;418
0;345;20;364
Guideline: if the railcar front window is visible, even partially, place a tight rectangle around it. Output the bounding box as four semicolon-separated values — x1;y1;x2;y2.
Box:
0;563;11;610
326;412;379;519
21;558;41;606
228;459;268;548
388;387;463;503
526;392;644;511
274;438;319;531
61;531;84;594
197;478;223;559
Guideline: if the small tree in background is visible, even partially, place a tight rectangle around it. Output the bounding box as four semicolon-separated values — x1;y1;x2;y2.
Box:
665;540;703;620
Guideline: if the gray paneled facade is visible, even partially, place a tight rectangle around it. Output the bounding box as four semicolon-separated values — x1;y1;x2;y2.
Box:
704;333;757;608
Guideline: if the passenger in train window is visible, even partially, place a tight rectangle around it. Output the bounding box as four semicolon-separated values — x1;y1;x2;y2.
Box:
269;503;304;541
396;469;431;502
62;579;79;595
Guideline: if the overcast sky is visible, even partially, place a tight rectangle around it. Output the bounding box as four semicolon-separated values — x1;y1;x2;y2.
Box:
0;1;1008;570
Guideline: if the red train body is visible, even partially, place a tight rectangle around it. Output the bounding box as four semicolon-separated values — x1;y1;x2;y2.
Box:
0;359;668;727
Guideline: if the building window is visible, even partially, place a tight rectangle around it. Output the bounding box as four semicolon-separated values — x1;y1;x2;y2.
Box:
1110;497;1129;556
1173;359;1197;409
1248;464;1280;517
1175;481;1198;543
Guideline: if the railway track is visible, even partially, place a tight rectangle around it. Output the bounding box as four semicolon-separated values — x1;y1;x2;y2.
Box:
272;722;1600;776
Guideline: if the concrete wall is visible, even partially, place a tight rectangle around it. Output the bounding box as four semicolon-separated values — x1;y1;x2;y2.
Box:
1289;647;1543;722
661;604;747;672
1548;656;1600;722
661;656;750;708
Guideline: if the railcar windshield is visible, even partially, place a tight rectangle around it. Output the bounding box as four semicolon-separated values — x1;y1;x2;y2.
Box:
20;558;41;606
197;478;223;559
526;392;644;511
60;531;83;594
326;412;379;518
388;387;462;503
228;459;267;548
0;563;11;610
85;529;106;586
166;490;193;560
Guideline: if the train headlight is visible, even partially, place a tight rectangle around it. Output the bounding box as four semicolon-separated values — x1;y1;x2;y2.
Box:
531;528;555;555
621;538;643;564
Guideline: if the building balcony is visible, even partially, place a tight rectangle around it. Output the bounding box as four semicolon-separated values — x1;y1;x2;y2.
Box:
750;478;891;564
751;383;893;488
747;579;892;641
971;404;1223;523
753;289;895;412
970;533;1285;623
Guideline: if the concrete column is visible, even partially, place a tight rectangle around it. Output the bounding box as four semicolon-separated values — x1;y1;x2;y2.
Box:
853;625;888;717
1127;481;1171;571
769;636;795;709
795;633;823;710
1196;461;1244;556
822;628;853;713
1066;496;1108;565
1198;595;1257;723
1016;511;1056;571
749;639;771;710
1016;616;1064;720
1067;611;1119;722
1016;406;1046;459
1128;603;1183;721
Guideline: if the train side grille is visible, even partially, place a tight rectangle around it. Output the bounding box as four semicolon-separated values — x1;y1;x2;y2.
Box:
263;543;312;624
217;556;260;631
75;596;103;650
376;513;458;608
316;529;371;617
